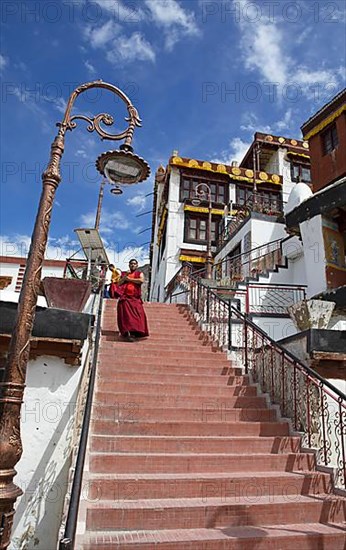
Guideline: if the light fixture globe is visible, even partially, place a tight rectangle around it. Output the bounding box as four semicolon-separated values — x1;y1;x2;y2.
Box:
110;185;123;195
96;147;150;185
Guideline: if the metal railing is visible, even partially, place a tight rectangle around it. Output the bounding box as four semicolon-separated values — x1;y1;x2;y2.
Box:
214;238;284;285
166;271;346;491
59;284;104;549
217;193;284;250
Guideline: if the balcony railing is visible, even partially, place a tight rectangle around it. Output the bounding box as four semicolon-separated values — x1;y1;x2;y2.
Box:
214;238;284;286
217;193;284;250
165;270;346;491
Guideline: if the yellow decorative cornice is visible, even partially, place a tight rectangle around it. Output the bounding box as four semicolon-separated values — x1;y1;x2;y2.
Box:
286;152;310;160
184;205;225;215
179;255;207;263
304;104;346;140
170;156;282;185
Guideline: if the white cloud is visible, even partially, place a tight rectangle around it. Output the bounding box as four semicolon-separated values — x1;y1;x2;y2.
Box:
106;244;150;270
145;0;199;50
80;209;131;234
84;60;97;76
53;97;67;114
0;233;149;271
84;20;119;48
106;32;156;64
91;0;145;21
84;20;155;65
0;234;79;262
0;54;8;72
212;137;251;165
234;0;344;98
126;194;147;212
240;109;296;135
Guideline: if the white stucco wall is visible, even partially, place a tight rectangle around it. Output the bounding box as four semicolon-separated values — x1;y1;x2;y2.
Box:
215;217;287;266
299;215;327;298
252;316;297;341
1;259;67;295
0;263;19;291
8;342;89;549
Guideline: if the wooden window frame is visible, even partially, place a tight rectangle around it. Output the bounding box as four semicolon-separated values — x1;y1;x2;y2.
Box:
184;213;219;245
180;174;229;205
321;123;339;155
290;162;311;183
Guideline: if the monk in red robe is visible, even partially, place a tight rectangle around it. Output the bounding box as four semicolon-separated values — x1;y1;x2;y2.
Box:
117;259;149;342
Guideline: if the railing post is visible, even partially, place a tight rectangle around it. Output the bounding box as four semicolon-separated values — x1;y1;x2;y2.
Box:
196;280;200;314
244;320;248;374
281;350;285;415
339;399;346;490
228;301;232;351
320;383;328;465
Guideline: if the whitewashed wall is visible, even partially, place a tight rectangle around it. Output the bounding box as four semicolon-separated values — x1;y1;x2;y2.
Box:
299;215;327;298
0;259;66;294
9;344;88;550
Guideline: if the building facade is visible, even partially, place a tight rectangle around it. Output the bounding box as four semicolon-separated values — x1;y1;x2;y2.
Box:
149;134;311;303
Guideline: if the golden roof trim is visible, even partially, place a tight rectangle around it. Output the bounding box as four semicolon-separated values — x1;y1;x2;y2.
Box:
170;157;282;185
303;104;346;140
179;255;207;264
184;205;225;215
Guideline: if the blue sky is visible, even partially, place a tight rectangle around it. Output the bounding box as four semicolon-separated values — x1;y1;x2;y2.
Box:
1;0;345;268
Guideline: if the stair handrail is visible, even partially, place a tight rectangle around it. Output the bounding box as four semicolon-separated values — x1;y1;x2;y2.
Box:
59;283;105;550
174;270;346;490
214;238;286;284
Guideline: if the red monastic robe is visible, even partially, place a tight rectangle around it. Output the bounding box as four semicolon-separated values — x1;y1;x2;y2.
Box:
117;271;149;337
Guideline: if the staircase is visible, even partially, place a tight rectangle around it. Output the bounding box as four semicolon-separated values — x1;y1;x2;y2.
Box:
77;301;345;549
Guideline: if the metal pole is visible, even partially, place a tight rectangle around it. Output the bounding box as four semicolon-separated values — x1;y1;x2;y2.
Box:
95;180;106;230
206;191;213;279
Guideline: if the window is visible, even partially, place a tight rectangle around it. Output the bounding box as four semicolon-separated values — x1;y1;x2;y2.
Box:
236;186;252;206
322;123;338;155
290;163;311;183
185;214;219;244
180;176;228;204
257;190;282;212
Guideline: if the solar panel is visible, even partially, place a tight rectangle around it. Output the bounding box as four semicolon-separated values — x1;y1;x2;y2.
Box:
74;228;109;264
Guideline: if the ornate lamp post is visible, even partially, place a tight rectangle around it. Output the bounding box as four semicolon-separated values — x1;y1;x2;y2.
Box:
192;183;213;279
0;80;149;549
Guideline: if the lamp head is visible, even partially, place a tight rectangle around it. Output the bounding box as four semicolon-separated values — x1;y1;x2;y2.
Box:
96;146;150;185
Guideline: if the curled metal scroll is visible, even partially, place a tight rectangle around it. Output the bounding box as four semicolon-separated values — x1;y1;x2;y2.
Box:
57;80;142;144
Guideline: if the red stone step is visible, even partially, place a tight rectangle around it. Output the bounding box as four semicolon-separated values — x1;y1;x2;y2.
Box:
98;353;233;366
96;362;245;377
101;341;223;352
91;420;291;437
85;495;344;531
90;434;301;455
94;370;254;388
91;405;277;423
78;523;346;549
100;352;227;364
94;391;260;408
85;469;331;501
93;380;256;397
89;452;315;474
98;359;241;373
